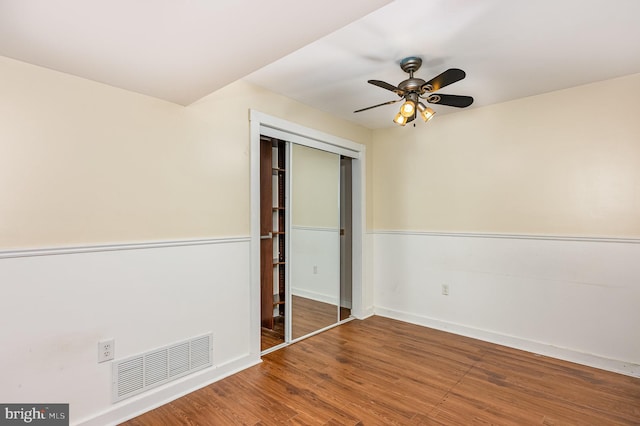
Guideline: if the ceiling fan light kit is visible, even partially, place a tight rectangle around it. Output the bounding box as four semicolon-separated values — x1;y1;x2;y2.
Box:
354;56;473;127
393;112;408;126
400;99;416;117
418;103;435;122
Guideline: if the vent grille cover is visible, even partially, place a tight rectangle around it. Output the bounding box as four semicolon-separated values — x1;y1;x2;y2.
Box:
112;333;213;402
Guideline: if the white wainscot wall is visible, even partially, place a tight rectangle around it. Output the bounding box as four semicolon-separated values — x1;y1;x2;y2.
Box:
0;238;257;425
373;232;640;377
290;226;340;305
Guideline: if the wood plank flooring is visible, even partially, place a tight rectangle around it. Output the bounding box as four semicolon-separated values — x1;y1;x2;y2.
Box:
122;316;640;425
291;295;341;340
262;296;352;351
261;315;285;351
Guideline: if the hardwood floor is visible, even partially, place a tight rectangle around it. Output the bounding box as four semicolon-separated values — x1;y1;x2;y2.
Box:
261;315;285;351
291;295;341;339
262;296;351;350
123;316;640;425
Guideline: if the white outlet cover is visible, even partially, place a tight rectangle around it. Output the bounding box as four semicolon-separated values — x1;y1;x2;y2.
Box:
98;339;115;363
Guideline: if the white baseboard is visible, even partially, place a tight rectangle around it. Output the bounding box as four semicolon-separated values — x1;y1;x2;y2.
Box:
374;306;640;378
353;306;375;320
76;354;261;426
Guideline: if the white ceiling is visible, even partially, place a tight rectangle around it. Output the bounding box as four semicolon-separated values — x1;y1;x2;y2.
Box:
0;0;390;105
2;0;640;129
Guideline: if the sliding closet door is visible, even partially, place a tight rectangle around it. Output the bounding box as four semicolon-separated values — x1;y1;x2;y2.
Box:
340;156;353;321
290;144;341;340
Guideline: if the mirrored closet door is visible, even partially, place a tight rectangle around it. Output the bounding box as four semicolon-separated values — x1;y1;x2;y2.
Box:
290;144;341;340
260;136;354;352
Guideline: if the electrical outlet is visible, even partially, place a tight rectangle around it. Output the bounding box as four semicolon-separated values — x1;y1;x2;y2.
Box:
98;339;115;363
442;284;450;296
313;265;318;274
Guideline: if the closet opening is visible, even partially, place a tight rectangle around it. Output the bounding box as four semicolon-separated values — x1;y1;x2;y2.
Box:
259;137;356;354
260;136;286;351
250;110;365;357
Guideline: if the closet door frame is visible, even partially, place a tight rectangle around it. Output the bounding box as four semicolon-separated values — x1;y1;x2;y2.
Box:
249;110;366;357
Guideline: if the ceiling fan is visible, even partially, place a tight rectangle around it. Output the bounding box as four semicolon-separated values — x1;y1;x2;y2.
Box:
354;56;473;126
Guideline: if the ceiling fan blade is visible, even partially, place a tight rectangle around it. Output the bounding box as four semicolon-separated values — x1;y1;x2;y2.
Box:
426;94;474;108
368;80;405;96
354;98;402;113
422;68;466;92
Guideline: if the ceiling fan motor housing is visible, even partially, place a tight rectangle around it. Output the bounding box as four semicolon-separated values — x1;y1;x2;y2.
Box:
398;77;427;94
399;57;430;94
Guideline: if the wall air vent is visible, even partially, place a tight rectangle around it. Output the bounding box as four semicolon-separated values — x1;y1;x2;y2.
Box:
112;333;213;402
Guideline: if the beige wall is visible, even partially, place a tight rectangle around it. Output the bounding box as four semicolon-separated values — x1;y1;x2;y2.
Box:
0;56;371;249
4;52;638;245
291;144;340;228
371;73;640;238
